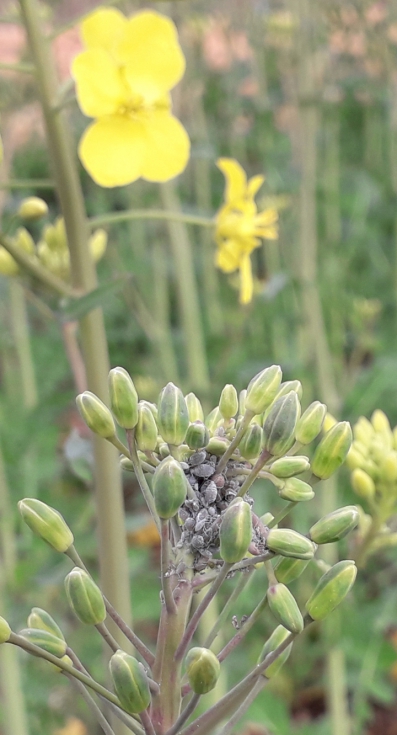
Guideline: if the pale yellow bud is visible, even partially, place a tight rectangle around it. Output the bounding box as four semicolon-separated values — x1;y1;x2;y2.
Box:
322;413;337;434
351;468;375;501
346;448;365;471
353;417;374;446
18;197;48;220
380;452;397;483
371;410;393;449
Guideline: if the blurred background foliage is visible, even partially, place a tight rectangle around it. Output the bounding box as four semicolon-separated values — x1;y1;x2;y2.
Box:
1;0;397;734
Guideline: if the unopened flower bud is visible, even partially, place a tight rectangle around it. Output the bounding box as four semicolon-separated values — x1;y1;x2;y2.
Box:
27;608;64;640
239;389;247;416
219;498;252;563
309;506;359;545
274;557;309;585
311;422;352;480
269;456;310;478
65;568;106;625
153;456;187;519
371;409;392;439
18;196;48;220
267;583;304;634
266;528;315;560
185;421;210;451
381;452;397;483
351;468;375;500
346;447;365;471
76;391;116;439
205;436;230;457
245;365;282;415
263;392;301;457
135;401;158;452
185;393;204;423
295;401;327;445
305;560;357;620
205;406;222;434
353;417;374;446
0;617;11;643
159;442;170;458
239;423;263;460
274;380;303;401
185;647;221;694
219;384;238;420
323;413;337;433
257;625;292;678
18;498;73;552
108;367;138;429
19;628;67;657
109;651;151;714
393;426;397;451
157;383;189;446
279;477;314;502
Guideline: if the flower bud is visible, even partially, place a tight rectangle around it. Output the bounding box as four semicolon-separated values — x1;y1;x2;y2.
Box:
239;423;263;460
351;468;375;500
185;393;204;423
309;506;359;545
305;560;357;620
19;628;67;657
269;456;310;478
219;498;252;563
27;608;64;640
323;413;337;433
274;557;309;585
76;391;116;439
109;650;151;714
295;401;327;445
65;568;106;625
18;498;73;552
185;647;221;694
371;409;392;439
159;442;170;459
135;401;158;452
108;367;138;429
274;380;303;401
393;426;397;451
267;583;304;634
239;389;247;416
381;452;397;483
353;417;374;446
369;533;397;553
245;365;282;415
311;422;352;480
185;421;210;451
346;447;365;471
205;406;222;434
0;617;11;643
157;383;189;446
257;625;292;678
219;384;238;420
18;196;48;220
205;436;230;457
263;392;301;457
266;528;315;560
153;456;187;519
279;477;314;502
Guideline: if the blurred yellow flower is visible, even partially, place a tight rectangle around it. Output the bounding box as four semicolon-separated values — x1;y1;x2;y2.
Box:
37;217;107;279
72;7;190;187
0;228;35;277
215;158;278;304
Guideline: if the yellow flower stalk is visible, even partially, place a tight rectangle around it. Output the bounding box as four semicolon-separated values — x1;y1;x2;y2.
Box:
72;7;190;187
215;158;278;304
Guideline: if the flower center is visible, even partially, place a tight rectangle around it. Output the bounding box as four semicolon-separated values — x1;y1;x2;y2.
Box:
118;92;170;120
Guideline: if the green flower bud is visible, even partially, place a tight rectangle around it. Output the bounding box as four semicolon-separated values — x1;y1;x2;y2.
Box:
135;401;158;452
65;568;106;625
19;628;67;657
0;617;11;643
279;477;314;502
269;456;310;478
295;401;327;445
76;391;116;439
108;367;138;429
157;383;189;446
205;406;222;434
274;380;303;401
311;422;352;480
239;423;263;460
205;436;230;457
219;498;252;563
120;457;135;472
185;393;204;423
109;650;151;714
263;392;301;457
266;528;315;560
219;384;238;420
274;557;309;585
18;498;73;552
257;625;292;678
381;452;397;483
27;608;64;640
353;417;374;446
185;647;221;694
351;468;375;500
153;456;187;519
309;506;359;545
185;421;210;451
305;560;357;620
158;442;170;458
245;365;282;415
267;583;304;633
18;196;48;220
239;389;247;416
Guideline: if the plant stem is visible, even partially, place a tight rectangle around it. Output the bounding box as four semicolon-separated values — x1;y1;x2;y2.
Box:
140;710;156;735
217;678;266;735
215;410;254;475
237;449;272;498
151;237;180;383
96;622;120;653
0;61;34;73
126;430;160;532
217;596;268;663
90;210;214;230
161;519;177;615
0;232;76;297
268;502;297;528
65;674;116;735
203;570;253;649
165;693;201;735
0;179;54;189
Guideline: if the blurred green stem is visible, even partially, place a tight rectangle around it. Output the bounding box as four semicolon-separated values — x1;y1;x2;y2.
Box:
151;238;180;382
90;209;214;229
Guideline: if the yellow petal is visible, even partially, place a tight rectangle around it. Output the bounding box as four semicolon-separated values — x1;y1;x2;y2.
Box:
217;158;247;203
72;49;127;118
256;225;278;240
141;111;190;182
0;247;18;276
89;229;107;262
239;255;254;304
81;7;127;56
119;11;185;98
78;116;145;187
247;174;265;198
255;208;278;227
215;240;241;272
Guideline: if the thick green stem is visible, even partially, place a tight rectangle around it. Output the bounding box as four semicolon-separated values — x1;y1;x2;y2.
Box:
160;519;177;615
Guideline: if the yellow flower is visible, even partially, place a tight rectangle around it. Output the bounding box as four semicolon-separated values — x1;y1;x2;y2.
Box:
215;158;278;304
72;8;190;187
0;228;36;277
37;217;107;279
